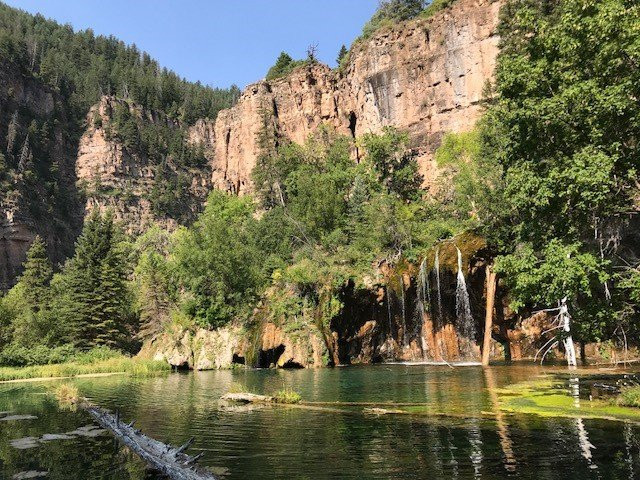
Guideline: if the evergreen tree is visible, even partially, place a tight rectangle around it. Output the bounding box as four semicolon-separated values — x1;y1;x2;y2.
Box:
337;45;348;66
20;236;52;313
54;211;131;349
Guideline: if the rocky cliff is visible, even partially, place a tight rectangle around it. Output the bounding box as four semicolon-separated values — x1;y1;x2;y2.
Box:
76;96;213;235
207;0;501;194
1;0;501;287
0;61;82;289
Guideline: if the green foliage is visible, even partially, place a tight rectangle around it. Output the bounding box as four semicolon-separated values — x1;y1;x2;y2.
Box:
131;226;174;339
172;191;265;328
336;45;348;66
617;386;640;408
265;52;310;81
0;355;169;382
483;0;640;338
360;127;423;202
19;236;52;312
435;129;506;244
495;240;608;311
362;0;426;39
251;125;464;337
0;344;77;367
51;211;134;350
273;388;302;404
0;3;239;126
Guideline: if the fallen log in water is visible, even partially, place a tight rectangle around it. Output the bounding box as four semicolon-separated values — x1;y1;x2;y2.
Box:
83;403;216;480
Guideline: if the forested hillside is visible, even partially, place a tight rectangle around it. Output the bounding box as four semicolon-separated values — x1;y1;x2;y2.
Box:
0;0;638;368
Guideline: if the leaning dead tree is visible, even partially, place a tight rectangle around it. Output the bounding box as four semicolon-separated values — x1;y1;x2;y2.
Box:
84;403;217;480
534;297;577;367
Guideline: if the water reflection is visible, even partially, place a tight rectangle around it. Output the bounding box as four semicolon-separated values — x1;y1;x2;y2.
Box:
0;365;638;479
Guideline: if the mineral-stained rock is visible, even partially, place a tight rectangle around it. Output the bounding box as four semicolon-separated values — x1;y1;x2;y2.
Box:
206;0;502;194
138;325;248;370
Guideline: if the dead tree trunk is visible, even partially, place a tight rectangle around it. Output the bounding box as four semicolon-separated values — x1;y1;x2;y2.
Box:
83;403;216;480
482;264;497;367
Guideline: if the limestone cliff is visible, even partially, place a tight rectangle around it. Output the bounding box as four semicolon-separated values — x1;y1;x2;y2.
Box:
76;96;212;234
205;0;501;194
139;321;327;370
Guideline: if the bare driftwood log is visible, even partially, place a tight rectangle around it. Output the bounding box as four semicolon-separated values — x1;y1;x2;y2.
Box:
83;403;217;480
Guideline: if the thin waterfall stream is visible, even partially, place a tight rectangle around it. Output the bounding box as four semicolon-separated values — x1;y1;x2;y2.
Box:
455;246;474;340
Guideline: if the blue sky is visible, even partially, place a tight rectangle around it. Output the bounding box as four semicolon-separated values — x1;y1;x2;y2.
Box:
4;0;380;89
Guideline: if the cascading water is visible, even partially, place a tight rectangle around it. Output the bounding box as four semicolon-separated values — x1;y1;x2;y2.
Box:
434;248;443;323
401;283;407;345
455;246;475;340
418;259;431;314
386;287;393;335
417;259;431;358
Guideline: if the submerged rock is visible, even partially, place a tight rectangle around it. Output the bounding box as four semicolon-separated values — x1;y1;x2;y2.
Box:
9;437;39;450
66;424;106;438
12;471;48;480
40;433;75;442
1;414;37;422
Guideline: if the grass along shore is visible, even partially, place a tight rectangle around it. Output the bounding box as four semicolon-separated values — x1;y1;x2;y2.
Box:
0;356;169;382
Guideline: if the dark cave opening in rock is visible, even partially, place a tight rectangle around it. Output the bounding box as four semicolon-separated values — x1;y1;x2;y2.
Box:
348;111;357;139
257;344;285;368
232;353;245;365
281;359;304;369
172;361;190;372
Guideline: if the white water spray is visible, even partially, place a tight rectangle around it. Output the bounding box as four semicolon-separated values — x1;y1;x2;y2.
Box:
401;282;407;345
434;248;443;322
455;247;474;340
386;287;393;334
418;259;431;313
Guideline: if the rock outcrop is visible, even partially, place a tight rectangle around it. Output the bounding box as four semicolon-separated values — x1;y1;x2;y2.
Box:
139;321;327;370
206;0;502;194
0;61;82;289
1;0;502;287
76;97;212;234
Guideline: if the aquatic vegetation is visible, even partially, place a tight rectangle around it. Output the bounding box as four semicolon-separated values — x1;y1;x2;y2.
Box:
496;378;640;422
0;356;169;382
273;388;302;404
617;386;640;408
53;383;80;408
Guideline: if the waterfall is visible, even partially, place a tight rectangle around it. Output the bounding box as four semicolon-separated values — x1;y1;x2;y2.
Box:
434;248;443;322
386;287;393;334
455;247;474;340
401;282;407;345
417;259;431;359
418;259;431;313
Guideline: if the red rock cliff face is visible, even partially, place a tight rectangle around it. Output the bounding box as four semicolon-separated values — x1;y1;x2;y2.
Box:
1;0;501;287
206;0;501;194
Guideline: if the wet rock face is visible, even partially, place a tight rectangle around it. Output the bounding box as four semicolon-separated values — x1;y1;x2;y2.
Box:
207;0;502;194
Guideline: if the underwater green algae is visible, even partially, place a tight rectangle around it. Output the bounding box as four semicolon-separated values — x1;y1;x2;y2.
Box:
495;378;640;422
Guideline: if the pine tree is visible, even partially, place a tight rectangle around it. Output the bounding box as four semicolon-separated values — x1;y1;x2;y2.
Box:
18;134;33;173
337;45;348;66
6;111;18;159
20;236;52;313
55;211;131;349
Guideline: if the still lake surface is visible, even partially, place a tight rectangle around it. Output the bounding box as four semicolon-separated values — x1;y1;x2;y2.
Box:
0;364;639;479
